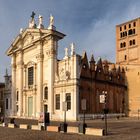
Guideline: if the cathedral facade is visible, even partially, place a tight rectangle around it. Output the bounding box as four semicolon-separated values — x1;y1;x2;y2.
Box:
6;13;126;120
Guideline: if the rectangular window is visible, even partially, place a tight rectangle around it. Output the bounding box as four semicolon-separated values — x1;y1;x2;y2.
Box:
28;67;34;85
55;94;60;110
66;93;71;110
6;98;8;109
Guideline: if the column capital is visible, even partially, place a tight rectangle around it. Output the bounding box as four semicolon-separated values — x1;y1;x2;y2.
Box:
46;49;56;58
36;53;44;62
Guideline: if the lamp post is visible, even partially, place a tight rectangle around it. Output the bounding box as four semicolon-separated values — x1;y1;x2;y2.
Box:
60;101;68;133
102;91;108;136
78;99;87;134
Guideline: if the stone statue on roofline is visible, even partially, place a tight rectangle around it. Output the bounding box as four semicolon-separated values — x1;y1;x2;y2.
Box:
70;42;75;56
48;14;56;30
37;15;44;29
29;11;36;28
63;47;69;59
50;14;54;26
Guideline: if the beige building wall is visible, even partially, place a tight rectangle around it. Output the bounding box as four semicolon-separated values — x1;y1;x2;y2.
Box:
125;65;140;116
116;18;140;64
116;18;140;117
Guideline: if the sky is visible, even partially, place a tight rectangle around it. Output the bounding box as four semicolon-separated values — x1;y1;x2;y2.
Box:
1;0;140;81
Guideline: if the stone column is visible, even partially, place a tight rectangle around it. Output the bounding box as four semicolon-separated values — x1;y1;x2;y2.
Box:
25;94;27;116
11;54;16;116
23;66;26;116
34;64;37;117
18;51;23;116
47;38;57;118
36;43;43;117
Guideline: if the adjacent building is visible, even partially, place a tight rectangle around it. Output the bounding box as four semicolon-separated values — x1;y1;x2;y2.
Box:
116;17;140;116
0;83;5;117
4;70;12;117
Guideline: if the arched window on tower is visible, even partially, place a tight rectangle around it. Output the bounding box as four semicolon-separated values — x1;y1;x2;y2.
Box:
120;43;123;48
44;87;48;100
123;42;126;47
128;29;133;35
133;29;135;34
129;40;132;46
133;39;135;45
133;22;136;27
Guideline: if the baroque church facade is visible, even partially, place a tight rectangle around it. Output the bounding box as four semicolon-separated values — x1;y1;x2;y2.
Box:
6;13;126;120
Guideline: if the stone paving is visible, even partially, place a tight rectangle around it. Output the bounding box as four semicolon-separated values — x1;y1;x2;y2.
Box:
0;117;140;140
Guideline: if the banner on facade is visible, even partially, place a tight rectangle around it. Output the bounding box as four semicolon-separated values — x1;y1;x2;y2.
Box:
38;112;44;126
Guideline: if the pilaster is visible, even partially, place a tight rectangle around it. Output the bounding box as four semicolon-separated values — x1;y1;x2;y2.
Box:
18;50;24;116
46;37;58;118
11;54;16;116
36;42;44;117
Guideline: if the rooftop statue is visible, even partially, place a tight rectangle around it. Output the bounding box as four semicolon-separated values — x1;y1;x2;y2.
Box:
71;43;75;55
29;11;36;28
39;15;43;25
37;15;44;29
49;14;54;26
31;11;35;19
48;14;56;30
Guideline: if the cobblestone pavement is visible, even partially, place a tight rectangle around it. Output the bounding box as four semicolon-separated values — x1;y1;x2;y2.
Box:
0;117;140;140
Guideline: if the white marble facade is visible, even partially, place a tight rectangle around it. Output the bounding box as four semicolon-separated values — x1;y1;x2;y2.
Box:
7;14;80;121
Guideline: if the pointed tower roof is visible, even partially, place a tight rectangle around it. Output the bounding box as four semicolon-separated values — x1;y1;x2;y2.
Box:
4;68;8;77
89;54;95;72
82;51;87;59
80;51;90;78
96;57;103;72
90;54;95;63
97;57;102;66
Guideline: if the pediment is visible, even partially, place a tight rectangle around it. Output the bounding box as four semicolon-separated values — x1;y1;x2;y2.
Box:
6;28;48;56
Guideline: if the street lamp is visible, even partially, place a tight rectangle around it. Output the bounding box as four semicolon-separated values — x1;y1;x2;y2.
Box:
102;91;108;136
78;99;87;134
59;101;68;133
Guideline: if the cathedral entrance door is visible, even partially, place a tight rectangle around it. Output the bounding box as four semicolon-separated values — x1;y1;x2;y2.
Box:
28;97;33;117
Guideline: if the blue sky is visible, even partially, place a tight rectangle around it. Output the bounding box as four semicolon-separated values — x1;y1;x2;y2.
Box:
0;0;140;81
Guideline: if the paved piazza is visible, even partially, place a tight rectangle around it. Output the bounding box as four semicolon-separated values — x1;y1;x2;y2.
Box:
0;117;140;140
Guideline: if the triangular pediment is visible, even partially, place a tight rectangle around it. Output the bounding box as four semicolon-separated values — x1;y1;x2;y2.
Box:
6;28;49;56
6;28;66;56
